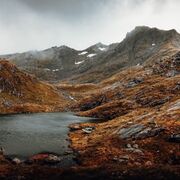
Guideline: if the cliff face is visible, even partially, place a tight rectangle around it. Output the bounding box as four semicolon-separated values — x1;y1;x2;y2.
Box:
0;60;70;114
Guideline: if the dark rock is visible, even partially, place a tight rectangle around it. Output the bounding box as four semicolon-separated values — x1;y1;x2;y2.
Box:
12;158;21;165
0;147;5;155
113;155;130;163
69;124;81;131
149;97;170;107
80;95;107;111
46;154;61;164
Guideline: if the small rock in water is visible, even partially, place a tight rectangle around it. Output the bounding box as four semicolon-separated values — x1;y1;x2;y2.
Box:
82;127;95;134
47;154;61;163
12;158;21;164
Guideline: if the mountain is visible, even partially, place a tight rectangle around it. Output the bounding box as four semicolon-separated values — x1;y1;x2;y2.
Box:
1;26;180;84
0;60;70;114
0;43;112;82
67;26;180;83
0;26;180;178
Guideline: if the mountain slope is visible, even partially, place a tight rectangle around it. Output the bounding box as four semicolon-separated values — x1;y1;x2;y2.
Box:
69;49;180;175
1;43;112;82
0;59;70;114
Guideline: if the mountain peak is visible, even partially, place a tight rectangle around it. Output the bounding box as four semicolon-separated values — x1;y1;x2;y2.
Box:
126;26;178;39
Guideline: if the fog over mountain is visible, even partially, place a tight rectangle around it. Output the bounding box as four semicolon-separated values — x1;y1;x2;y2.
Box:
0;0;180;54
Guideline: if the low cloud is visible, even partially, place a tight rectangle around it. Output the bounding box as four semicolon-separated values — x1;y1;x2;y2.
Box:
0;0;179;54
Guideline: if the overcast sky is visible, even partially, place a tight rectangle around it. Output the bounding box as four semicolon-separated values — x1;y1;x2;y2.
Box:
0;0;180;54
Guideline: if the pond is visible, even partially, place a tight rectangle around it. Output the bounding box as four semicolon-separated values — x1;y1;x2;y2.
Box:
0;112;93;161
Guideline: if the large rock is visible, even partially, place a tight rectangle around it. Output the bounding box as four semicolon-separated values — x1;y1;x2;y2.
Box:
118;124;165;140
118;124;145;139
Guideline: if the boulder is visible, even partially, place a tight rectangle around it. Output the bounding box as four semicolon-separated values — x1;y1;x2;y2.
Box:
69;124;81;131
118;124;145;139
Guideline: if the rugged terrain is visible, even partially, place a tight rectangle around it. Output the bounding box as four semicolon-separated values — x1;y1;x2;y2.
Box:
0;60;71;114
1;26;180;84
0;26;179;179
67;27;180;178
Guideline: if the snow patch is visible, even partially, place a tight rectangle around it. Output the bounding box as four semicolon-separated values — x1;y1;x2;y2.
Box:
152;43;156;46
75;60;84;65
87;54;96;58
78;51;88;55
99;47;106;51
52;69;59;72
44;68;51;71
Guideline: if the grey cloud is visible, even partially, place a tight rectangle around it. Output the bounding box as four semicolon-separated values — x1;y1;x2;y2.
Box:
0;0;179;54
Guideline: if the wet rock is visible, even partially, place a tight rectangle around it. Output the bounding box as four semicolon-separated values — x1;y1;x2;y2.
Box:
29;153;61;165
118;124;145;139
80;95;106;111
12;158;21;165
63;150;73;155
168;134;180;143
46;154;61;164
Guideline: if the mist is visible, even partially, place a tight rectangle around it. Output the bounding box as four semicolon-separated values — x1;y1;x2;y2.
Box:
0;0;180;54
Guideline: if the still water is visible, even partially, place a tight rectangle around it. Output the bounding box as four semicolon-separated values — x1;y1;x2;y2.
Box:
0;112;92;159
